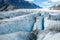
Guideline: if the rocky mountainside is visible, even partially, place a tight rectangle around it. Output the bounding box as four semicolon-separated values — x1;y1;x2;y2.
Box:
50;4;60;10
0;0;41;11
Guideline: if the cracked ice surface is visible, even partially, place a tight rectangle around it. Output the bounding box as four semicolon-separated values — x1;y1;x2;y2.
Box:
37;31;60;40
0;31;36;40
0;12;41;34
0;10;35;20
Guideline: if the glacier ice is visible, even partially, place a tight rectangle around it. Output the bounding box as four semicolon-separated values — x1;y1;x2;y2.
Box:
0;12;41;34
0;31;36;40
0;10;35;20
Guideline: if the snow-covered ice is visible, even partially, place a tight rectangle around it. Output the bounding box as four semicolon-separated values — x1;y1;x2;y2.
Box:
0;10;36;20
0;31;36;40
37;30;60;40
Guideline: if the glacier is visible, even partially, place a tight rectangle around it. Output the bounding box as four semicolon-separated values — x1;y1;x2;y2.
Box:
0;11;41;34
0;31;36;40
0;10;36;20
0;9;60;40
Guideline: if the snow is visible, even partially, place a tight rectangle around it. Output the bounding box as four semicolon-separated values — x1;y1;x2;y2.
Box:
43;32;60;40
44;17;60;30
0;31;36;40
0;11;35;20
37;30;60;40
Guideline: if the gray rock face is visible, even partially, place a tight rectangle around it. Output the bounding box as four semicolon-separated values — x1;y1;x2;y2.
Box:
0;0;40;11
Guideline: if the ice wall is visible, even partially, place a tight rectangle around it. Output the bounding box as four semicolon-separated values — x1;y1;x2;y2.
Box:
0;12;41;34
